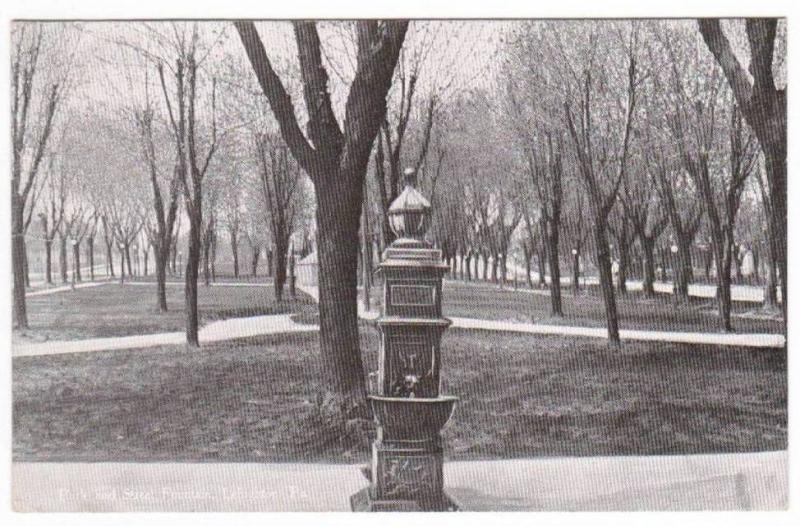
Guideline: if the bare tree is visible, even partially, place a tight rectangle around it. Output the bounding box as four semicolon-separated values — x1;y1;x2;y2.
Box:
223;193;242;279
11;24;66;327
236;20;408;419
619;158;668;297
132;89;181;311
698;19;786;324
563;23;640;346
255;136;303;302
369;22;469;246
107;195;144;278
37;155;67;285
608;204;638;295
662;25;760;329
156;24;220;346
562;188;590;293
524;133;564;314
670;98;758;331
201;189;219;287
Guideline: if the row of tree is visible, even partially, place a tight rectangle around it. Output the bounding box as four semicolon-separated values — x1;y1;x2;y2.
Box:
401;20;785;345
12;19;785;424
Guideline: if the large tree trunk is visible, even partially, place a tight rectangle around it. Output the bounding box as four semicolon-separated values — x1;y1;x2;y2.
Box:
315;180;369;418
234;18;407;423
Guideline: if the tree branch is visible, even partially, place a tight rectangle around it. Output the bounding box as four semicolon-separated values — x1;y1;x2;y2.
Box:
698;19;754;111
234;21;317;175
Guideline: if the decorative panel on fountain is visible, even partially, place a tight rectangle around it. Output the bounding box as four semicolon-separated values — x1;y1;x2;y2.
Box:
382;266;445;319
378;326;443;398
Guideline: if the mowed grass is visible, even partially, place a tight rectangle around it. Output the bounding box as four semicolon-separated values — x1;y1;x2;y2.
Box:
19;282;316;341
13;328;786;463
439;280;782;334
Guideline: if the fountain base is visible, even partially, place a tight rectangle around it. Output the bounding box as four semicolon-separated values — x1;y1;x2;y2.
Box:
350;487;459;512
350;396;459;512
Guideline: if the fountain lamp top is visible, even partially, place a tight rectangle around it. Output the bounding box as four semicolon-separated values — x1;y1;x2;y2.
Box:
388;168;431;242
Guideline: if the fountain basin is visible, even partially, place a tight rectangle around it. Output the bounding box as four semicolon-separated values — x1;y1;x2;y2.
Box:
369;395;458;440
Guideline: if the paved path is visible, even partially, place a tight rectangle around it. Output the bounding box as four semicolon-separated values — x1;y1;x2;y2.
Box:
12;314;317;358
12;450;786;511
298;284;785;348
124;281;273;288
13;280;784;358
26;280;110;297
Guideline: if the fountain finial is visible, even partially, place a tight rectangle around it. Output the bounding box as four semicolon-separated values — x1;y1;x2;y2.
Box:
387;168;431;244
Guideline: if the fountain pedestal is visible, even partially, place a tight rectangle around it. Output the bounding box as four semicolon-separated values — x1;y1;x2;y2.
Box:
351;171;458;512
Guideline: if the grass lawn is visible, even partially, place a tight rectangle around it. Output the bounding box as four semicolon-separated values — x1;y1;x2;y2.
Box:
18;282;316;342
13;328;786;463
438;280;782;334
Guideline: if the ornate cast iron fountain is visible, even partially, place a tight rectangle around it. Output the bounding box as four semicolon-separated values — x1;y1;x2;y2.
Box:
351;169;458;512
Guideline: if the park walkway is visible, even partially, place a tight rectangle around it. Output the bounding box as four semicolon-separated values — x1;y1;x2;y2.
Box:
12;314;317;358
13;280;785;358
26;280;110;297
297;284;785;349
12;450;786;511
124;280;274;288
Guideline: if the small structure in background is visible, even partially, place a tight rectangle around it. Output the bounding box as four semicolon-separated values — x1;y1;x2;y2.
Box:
296;251;318;287
351;168;458;512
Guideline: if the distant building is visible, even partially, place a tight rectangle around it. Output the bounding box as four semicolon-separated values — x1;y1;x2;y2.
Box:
296;251;318;286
